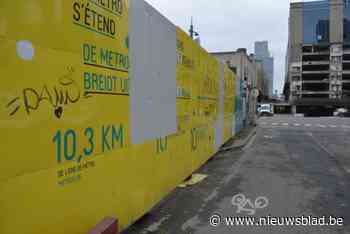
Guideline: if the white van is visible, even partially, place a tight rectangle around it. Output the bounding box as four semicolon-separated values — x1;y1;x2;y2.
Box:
258;104;274;117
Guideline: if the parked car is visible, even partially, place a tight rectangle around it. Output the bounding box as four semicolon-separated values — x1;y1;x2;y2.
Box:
258;104;274;117
334;108;350;117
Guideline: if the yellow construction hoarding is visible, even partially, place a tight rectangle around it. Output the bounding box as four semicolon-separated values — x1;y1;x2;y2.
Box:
0;1;236;233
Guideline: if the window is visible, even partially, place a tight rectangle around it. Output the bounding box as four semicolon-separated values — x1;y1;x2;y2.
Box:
303;1;330;44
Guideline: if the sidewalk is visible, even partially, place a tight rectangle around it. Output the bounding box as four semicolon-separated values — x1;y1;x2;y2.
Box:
220;125;257;151
123;125;257;234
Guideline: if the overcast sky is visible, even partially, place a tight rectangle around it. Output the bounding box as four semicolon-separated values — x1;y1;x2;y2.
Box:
145;0;291;93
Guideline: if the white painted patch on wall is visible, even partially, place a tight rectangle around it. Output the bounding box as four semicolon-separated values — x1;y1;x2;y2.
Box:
129;0;177;144
16;40;34;61
215;62;225;150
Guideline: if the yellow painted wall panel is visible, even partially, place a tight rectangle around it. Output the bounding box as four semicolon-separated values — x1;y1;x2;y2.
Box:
0;0;129;55
0;4;237;234
0;39;130;181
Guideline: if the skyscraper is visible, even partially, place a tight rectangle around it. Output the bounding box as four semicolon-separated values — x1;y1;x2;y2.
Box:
255;41;274;98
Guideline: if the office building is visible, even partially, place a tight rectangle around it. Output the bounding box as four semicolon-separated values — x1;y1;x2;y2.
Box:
285;0;350;115
255;41;274;98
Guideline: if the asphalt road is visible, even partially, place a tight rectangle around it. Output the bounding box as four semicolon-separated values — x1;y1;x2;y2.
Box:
124;116;350;234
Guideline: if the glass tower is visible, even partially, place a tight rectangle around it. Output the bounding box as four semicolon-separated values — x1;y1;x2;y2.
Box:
303;1;330;44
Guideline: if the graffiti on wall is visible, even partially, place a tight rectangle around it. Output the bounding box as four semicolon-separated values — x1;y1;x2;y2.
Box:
5;66;90;119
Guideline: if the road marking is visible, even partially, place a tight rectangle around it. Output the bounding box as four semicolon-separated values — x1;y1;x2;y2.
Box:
282;123;289;126
243;133;257;152
345;168;350;175
317;125;326;128
272;123;278;126
329;125;337;128
342;125;350;129
294;123;301;127
305;124;312;127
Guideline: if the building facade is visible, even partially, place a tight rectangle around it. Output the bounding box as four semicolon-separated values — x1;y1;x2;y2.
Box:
285;0;350;115
255;41;274;98
211;49;260;128
255;59;269;101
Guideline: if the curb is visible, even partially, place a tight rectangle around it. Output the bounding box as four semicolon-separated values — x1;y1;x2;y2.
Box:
219;126;257;152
